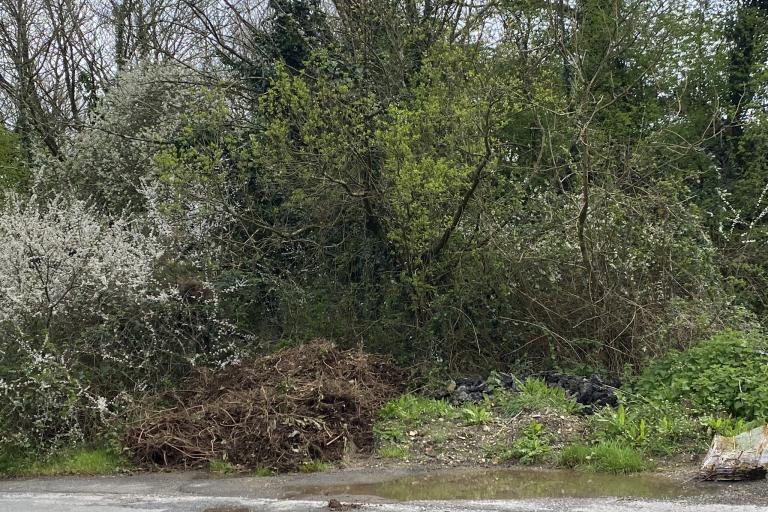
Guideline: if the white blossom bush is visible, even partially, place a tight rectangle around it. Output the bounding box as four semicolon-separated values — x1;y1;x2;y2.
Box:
0;195;162;330
33;63;226;215
0;194;162;450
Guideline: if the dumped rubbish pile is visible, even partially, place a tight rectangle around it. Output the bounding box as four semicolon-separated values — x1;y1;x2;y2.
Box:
700;425;768;481
123;340;406;471
539;372;620;412
437;371;619;413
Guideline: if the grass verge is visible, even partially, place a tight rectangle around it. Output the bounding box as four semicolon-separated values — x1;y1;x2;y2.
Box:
378;445;410;460
0;445;128;477
559;441;650;473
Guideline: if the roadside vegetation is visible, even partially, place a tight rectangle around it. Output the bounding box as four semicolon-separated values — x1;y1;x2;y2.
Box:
373;330;768;474
0;446;126;477
2;0;768;478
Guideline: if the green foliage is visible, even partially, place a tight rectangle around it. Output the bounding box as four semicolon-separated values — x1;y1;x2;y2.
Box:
632;330;768;420
461;403;492;425
253;466;276;477
559;442;650;474
429;431;448;446
298;460;330;473
507;421;551;465
590;401;702;456
498;379;581;416
5;0;768;467
482;421;552;464
298;461;330;473
377;445;410;460
0;445;127;477
592;404;649;448
0;128;26;192
378;395;454;423
373;424;407;444
704;416;759;437
209;459;237;474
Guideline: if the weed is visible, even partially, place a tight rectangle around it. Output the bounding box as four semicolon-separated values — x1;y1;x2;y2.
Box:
461;403;492;425
559;443;592;467
593;404;648;446
705;416;758;437
252;466;275;477
429;431;448;446
483;442;515;462
498;379;580;416
590;399;703;455
209;458;236;474
559;441;650;473
298;460;330;473
632;330;768;420
509;421;551;464
377;445;410;459
373;423;407;443
378;394;455;423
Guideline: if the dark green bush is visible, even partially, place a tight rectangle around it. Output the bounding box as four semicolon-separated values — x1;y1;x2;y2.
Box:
632;330;768;420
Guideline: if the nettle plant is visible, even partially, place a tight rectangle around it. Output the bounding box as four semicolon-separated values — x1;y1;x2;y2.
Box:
0;194;162;448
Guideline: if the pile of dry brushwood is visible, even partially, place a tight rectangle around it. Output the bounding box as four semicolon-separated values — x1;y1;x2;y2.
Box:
123;340;406;471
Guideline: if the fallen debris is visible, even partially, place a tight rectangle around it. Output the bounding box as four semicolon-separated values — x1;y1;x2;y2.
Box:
539;372;620;412
328;499;361;510
436;371;619;413
699;425;768;481
123;340;406;471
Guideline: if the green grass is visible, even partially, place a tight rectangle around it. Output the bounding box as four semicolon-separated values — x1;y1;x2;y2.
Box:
298;460;330;473
209;458;237;474
377;445;410;460
429;431;448;446
483;442;515;462
373;423;407;443
378;394;455;423
559;441;650;473
0;445;128;477
252;466;276;477
499;378;581;416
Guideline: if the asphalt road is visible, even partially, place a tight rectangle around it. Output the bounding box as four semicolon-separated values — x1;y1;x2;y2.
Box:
1;469;768;512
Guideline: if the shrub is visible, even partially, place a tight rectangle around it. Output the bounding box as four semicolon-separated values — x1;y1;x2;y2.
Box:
0;194;160;331
0;194;161;450
632;330;768;420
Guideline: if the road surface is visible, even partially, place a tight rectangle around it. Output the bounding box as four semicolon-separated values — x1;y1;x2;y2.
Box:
1;467;767;511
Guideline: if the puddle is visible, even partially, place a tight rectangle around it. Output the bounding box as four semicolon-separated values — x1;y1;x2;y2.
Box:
297;468;710;501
